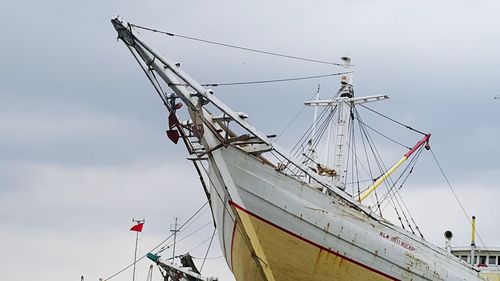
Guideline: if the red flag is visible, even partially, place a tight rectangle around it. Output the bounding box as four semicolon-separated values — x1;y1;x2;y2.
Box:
130;222;144;232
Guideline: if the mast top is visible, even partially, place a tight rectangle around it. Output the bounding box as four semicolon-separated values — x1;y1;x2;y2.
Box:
340;56;351;65
339;57;353;98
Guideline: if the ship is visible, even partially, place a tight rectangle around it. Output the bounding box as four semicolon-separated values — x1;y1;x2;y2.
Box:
111;18;492;280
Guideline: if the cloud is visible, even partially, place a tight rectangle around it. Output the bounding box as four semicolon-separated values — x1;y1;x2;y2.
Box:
0;160;234;280
1;0;500;280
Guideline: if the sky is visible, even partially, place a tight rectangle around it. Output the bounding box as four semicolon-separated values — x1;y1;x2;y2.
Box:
1;0;500;280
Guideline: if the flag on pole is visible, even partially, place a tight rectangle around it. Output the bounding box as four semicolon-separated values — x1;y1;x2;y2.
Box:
130;222;144;232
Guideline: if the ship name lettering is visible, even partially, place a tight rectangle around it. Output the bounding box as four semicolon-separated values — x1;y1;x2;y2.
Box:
379;232;415;251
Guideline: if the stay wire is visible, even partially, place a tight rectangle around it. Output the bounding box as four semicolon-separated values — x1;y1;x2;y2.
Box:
130;24;345;67
289;108;334;176
349;118;361;197
296;107;335;162
357;115;411;229
290;88;342;155
176;206;209;234
355;118;411;150
378;147;423;208
353;107;399;200
430;149;495;261
275;88;321;141
200;228;217;273
395;148;425;238
353;112;388;212
202;72;352;87
379;146;426;238
126;44;170;109
360;104;426;136
186;235;213;253
159;221;213;252
290;105;331;155
355;109;376;200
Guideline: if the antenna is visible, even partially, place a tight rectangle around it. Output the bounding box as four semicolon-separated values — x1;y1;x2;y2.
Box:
170;217;181;261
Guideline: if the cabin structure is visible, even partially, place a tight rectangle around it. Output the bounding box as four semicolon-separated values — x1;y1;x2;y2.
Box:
451;247;500;281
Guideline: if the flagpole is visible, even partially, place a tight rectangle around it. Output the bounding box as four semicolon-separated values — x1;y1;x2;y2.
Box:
133;230;139;281
131;218;145;281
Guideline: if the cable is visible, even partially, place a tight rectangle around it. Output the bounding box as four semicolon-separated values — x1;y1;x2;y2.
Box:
275;87;324;141
158;221;213;253
430;149;497;269
130;24;345;66
355;118;411;149
126;44;170;110
290;88;342;155
186;235;214;253
202;72;351;87
176;205;209;234
356;111;411;229
200;228;217;272
360;104;426;136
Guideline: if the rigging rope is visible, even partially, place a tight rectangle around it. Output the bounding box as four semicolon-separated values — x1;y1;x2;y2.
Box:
356;109;416;231
126;44;170;110
200;228;217;272
290;88;342;158
276;86;331;141
130;24;345;66
201;72;352;87
360;104;427;136
378;147;423;209
359;113;407;227
175;206;210;234
157;221;213;254
430;149;496;266
186;235;214;253
355;118;411;150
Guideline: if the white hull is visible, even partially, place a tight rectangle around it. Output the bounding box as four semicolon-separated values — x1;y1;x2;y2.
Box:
208;145;483;281
110;21;486;280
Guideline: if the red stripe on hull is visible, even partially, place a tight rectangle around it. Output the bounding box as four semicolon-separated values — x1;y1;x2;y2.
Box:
229;200;400;281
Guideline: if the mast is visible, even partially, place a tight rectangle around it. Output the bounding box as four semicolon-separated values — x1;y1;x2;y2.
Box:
171;217;180;261
304;58;389;191
331;57;353;190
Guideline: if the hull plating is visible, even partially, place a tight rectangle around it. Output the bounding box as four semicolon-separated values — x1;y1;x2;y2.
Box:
208;145;484;281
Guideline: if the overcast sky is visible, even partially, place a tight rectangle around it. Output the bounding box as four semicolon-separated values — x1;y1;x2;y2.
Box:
1;1;500;281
